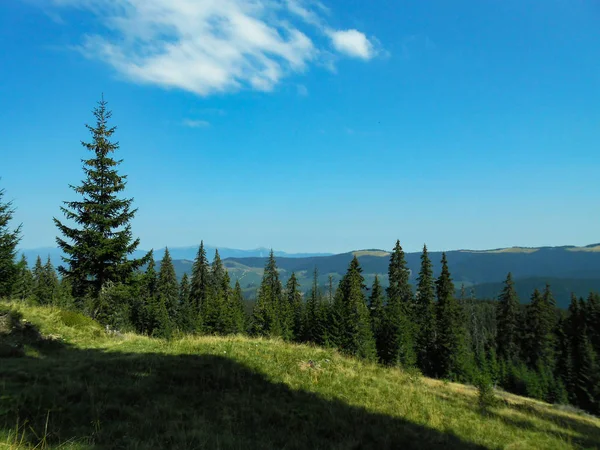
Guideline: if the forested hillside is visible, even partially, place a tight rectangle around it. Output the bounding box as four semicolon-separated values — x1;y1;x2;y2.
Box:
1;99;599;445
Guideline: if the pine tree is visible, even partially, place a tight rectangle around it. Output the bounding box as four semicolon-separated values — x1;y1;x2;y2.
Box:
230;280;246;334
138;253;158;334
54;97;149;303
203;249;227;333
286;272;303;341
340;257;376;360
157;248;179;323
368;275;386;361
304;268;326;345
0;185;22;297
251;250;283;337
415;244;437;376
177;273;195;332
524;287;556;369
13;254;33;301
496;272;521;362
33;256;58;305
382;240;415;367
56;276;75;309
435;252;470;380
189;241;210;330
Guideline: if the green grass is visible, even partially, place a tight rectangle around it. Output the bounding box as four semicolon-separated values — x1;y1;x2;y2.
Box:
1;302;599;449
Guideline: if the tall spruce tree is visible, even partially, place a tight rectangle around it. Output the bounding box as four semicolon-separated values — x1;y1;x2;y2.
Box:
336;256;376;360
229;280;247;334
157;248;179;323
304;268;326;345
382;241;415;367
13;254;33;301
496;272;521;362
435;252;470;380
203;249;227;333
368;275;386;361
251;250;283;337
524;286;556;369
189;241;210;330
286;272;303;341
177;273;195;332
138;253;158;334
415;244;437;376
33;256;58;305
0;185;22;297
54;97;149;303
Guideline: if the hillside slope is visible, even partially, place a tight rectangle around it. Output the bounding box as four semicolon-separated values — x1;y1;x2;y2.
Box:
1;302;599;449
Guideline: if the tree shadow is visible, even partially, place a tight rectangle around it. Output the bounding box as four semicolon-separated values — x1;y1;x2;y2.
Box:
0;330;488;449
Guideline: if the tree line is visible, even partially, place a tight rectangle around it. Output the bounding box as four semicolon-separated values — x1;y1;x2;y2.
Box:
0;98;598;415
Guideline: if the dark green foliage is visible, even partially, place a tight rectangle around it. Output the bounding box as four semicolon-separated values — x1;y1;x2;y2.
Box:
523;286;556;369
381;241;415;367
190;242;210;329
368;275;385;361
177;273;195;332
12;254;33;301
334;257;376;360
286;273;303;341
435;253;471;381
32;256;59;305
303;269;327;345
203;250;228;334
54;98;149;301
226;280;246;334
415;244;437;376
251;250;284;337
158;248;179;323
496;273;521;362
0;185;22;298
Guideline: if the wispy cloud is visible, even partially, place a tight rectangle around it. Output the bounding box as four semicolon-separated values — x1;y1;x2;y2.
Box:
43;0;383;96
182;119;210;128
327;29;376;60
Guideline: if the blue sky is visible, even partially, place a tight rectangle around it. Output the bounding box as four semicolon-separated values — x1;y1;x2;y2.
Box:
1;0;599;254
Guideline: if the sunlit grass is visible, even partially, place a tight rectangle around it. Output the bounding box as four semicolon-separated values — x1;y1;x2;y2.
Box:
1;301;599;449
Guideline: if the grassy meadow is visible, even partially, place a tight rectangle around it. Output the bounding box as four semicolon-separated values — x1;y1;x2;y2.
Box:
1;301;599;449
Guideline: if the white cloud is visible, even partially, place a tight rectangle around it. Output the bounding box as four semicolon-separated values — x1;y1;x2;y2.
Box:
183;119;210;128
44;0;380;96
327;29;375;60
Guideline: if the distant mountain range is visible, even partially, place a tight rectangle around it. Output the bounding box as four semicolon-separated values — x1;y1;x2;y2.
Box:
20;243;600;308
18;245;334;268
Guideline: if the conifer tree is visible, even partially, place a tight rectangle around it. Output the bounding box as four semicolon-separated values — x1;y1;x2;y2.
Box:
336;256;376;360
177;272;195;332
368;275;386;361
56;276;75;309
138;253;158;334
382;241;415;366
189;241;210;330
32;256;44;304
435;252;470;380
54;97;149;302
415;244;437;376
524;286;556;369
229;280;246;334
251;250;283;337
157;248;179;323
13;254;33;301
33;256;58;305
304;268;326;345
496;272;521;362
286;272;303;340
0;185;22;297
203;249;227;333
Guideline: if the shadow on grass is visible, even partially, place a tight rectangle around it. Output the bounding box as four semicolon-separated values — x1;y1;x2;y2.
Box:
0;327;488;449
431;391;600;449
